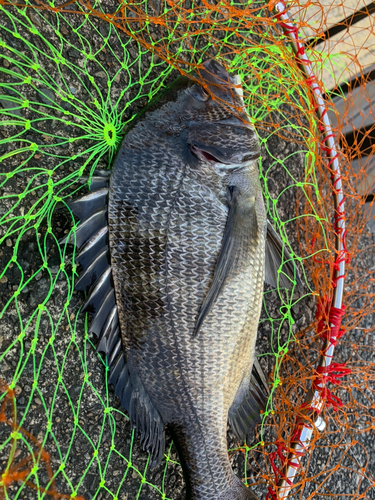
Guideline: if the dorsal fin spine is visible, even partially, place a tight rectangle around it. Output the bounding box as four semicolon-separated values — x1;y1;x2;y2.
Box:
60;178;166;467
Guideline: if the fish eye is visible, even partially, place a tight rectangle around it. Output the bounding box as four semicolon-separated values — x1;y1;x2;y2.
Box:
188;84;210;102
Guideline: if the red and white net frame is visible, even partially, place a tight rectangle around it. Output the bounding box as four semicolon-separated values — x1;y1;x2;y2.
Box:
266;2;349;498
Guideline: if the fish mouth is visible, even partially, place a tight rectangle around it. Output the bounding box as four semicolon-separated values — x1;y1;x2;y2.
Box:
216;117;254;131
190;142;230;165
190;140;260;166
202;59;238;86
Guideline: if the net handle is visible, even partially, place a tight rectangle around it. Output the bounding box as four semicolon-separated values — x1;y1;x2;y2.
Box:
271;1;346;497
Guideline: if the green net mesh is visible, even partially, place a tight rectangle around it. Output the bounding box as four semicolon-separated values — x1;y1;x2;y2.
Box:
1;0;374;499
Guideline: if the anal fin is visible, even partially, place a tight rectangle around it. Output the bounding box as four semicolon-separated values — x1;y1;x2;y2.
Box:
228;355;268;442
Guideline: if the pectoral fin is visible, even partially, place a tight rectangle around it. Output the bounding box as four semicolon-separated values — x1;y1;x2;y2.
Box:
193;186;258;336
265;220;303;292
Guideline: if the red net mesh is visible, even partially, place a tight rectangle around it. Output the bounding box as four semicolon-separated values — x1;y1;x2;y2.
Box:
0;0;374;498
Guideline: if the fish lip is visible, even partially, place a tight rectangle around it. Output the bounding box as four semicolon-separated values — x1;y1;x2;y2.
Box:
197;59;242;97
215;117;254;131
197;59;249;114
190;136;260;166
202;59;238;86
186;84;210;102
190;142;231;165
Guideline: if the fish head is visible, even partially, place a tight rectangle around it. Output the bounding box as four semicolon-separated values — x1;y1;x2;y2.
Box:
186;59;260;169
191;59;244;105
126;60;259;169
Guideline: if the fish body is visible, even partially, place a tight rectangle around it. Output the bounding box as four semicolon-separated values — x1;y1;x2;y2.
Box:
63;60;301;500
109;60;264;500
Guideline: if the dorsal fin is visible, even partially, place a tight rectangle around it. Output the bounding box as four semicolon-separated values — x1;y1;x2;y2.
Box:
67;187;108;221
60;174;166;467
109;355;166;466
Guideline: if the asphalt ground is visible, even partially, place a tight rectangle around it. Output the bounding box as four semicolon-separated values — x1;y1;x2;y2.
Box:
0;3;374;500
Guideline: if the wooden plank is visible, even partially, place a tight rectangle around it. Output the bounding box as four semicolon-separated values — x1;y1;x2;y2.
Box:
351;155;375;195
290;0;375;88
289;0;372;38
328;80;375;135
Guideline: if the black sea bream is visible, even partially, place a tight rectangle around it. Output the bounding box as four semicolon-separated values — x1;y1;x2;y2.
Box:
62;60;302;500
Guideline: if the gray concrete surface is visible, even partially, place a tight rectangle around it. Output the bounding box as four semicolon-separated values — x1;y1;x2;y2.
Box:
0;3;374;499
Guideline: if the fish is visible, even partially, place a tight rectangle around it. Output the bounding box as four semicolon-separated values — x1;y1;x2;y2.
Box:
61;59;302;500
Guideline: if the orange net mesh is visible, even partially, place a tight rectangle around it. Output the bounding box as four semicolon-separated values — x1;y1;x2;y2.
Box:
0;0;374;498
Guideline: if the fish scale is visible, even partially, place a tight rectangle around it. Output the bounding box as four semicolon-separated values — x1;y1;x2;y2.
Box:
109;110;265;499
63;60;302;500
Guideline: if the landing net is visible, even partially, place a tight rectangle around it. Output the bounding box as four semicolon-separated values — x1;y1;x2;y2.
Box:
0;1;374;499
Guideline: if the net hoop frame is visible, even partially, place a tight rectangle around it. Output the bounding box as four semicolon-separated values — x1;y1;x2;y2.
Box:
272;2;347;498
0;2;352;498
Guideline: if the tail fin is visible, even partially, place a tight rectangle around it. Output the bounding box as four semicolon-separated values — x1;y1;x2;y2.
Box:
217;476;260;500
